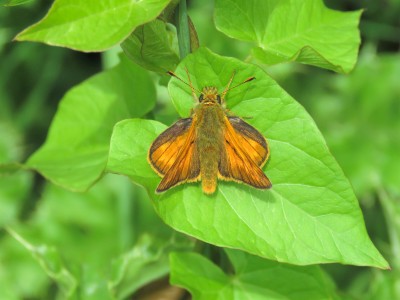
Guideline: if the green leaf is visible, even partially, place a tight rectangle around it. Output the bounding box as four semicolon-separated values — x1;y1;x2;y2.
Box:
7;228;78;299
122;19;179;73
108;234;186;299
15;0;171;51
107;233;191;299
214;0;362;73
107;47;388;268
107;119;165;187
27;56;155;191
170;250;338;300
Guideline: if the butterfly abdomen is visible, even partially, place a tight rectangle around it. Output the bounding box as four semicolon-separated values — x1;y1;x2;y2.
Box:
199;145;219;194
197;105;225;194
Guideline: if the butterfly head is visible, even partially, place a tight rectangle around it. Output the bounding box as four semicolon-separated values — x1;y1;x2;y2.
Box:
199;87;221;104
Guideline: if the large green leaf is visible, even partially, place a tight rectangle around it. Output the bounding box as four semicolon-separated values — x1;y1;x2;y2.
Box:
15;0;171;51
170;250;338;300
214;0;362;73
27;56;155;191
121;19;179;73
107;47;388;268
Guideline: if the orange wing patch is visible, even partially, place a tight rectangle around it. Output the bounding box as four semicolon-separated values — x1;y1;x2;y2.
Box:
148;118;200;193
227;117;269;167
149;118;193;176
219;117;272;189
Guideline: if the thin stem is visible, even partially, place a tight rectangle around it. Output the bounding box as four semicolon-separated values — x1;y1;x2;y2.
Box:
176;0;191;59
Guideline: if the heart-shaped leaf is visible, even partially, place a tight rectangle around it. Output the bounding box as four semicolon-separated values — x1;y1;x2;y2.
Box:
27;56;155;191
214;0;362;73
15;0;171;51
107;47;388;268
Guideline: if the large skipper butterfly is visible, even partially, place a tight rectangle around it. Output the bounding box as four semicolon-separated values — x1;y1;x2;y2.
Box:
148;69;272;194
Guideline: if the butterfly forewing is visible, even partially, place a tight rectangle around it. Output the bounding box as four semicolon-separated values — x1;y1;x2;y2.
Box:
148;118;200;192
149;118;193;176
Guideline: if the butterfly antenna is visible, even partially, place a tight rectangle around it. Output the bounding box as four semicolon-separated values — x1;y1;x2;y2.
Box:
221;70;236;101
221;75;256;99
167;70;201;102
184;67;199;102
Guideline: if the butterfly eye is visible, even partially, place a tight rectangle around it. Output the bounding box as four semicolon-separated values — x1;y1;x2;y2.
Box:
199;94;204;102
217;95;221;104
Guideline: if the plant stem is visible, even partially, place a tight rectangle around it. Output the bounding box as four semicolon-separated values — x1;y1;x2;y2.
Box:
176;0;190;59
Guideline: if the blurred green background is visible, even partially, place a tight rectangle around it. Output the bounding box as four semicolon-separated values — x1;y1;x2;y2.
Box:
1;0;399;299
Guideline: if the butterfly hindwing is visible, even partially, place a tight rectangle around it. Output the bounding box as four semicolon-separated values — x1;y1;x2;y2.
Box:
228;116;269;167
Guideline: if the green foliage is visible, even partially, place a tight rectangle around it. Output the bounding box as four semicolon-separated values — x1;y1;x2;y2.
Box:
2;0;398;299
317;52;400;196
26;56;155;191
170;250;338;299
279;49;400;198
2;176;190;299
215;0;362;73
107;48;387;268
16;0;172;51
0;0;33;6
7;229;78;298
0;123;32;226
121;19;179;73
274;49;400;300
108;235;171;299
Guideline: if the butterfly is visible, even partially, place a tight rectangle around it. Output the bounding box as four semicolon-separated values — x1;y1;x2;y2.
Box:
148;68;272;194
